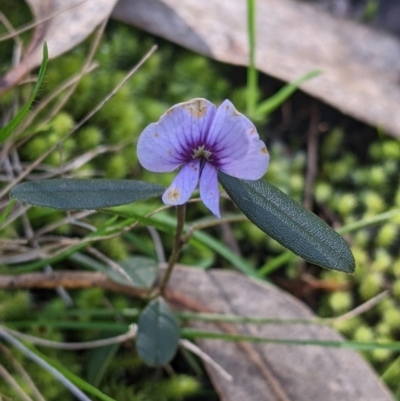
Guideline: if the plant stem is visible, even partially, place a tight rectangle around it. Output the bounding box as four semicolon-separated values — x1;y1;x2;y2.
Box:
159;204;186;295
337;208;400;234
246;0;258;117
181;328;400;351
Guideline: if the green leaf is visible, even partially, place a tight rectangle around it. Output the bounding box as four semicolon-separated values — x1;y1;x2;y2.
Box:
24;344;117;401
0;43;48;144
136;297;180;367
72;252;158;289
182;328;400;351
117;257;158;288
9;321;128;332
110;206;261;277
0;199;15;227
102;256;158;288
10;179;164;210
86;333;120;387
219;172;355;273
254;70;322;119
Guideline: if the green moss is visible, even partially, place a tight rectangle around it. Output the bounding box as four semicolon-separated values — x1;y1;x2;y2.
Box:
351;168;370;187
333;316;362;336
371;348;393;363
100;350;201;400
167;53;230;103
313;105;400;394
358;273;384;301
292;151;306;172
394;187;400;208
362;191;386;215
321;128;343;158
323;154;356;185
382;308;400;332
375;322;392;338
138;99;169;123
4;1;400;396
76;126;103;150
353;325;374;342
315;182;332;203
352;247;370;273
109;106;144;144
155;375;200;400
74;162;96;178
21;112;75;163
122;144;140;168
392;280;400;299
50;112;75;136
289;173;304;197
76;287;103;305
371;248;392;273
381;140;400;160
22;136;50;160
0;290;30;320
375;223;398;247
354;230;370;248
369;141;383;161
98;237;129;261
336;193;357;216
328;291;352;313
105;154;128;178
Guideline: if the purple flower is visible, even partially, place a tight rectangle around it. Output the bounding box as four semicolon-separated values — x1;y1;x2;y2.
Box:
137;98;269;217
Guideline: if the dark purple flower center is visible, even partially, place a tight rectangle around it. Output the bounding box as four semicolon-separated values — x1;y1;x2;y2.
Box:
191;144;212;161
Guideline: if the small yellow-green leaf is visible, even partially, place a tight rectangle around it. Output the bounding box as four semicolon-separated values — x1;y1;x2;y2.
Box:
219;172;355;273
10;179;164;210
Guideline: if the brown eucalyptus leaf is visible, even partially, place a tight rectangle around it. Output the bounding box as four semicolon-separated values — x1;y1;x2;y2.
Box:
166;267;394;401
0;0;118;94
112;0;400;138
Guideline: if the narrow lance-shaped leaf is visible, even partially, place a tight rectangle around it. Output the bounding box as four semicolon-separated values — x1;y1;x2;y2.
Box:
86;335;120;387
254;70;322;119
0;43;48;143
0;199;15;226
219;172;355;273
136;297;180;367
10;179;165;210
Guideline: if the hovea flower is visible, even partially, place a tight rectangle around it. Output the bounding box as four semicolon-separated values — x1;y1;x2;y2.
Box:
137;98;269;217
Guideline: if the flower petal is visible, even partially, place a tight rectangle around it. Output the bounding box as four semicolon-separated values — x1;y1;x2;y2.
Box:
220;137;269;179
137;99;217;172
137;123;181;172
199;162;220;218
162;159;201;205
208;100;269;179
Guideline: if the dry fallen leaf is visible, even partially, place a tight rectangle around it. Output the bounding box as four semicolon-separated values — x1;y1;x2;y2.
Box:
112;0;400;139
0;267;394;400
166;267;394;401
0;0;118;94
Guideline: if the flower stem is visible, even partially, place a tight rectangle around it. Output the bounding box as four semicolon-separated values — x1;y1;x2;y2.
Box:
246;0;258;118
159;204;186;295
